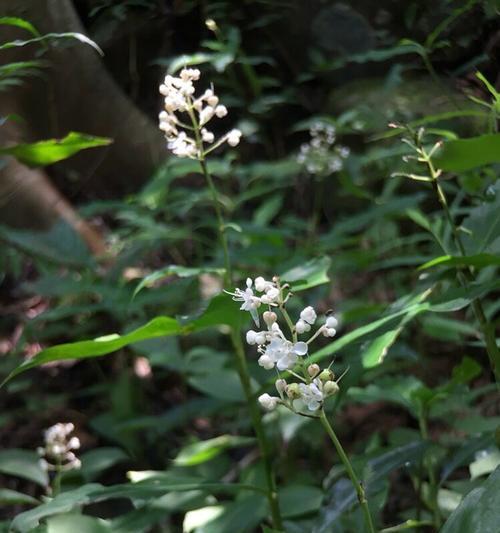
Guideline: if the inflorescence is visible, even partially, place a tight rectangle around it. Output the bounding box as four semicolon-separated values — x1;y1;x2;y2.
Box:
159;68;241;159
297;122;350;176
226;276;342;416
37;423;81;473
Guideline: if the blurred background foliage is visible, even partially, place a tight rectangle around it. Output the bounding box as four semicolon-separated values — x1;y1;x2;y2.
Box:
0;0;499;532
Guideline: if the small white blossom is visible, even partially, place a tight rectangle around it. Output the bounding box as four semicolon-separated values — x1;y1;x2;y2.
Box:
258;393;279;411
298;379;323;411
215;104;228;118
158;68;242;159
295;319;311;334
227;129;242;147
39;422;81;472
300;306;317;325
326;316;338;329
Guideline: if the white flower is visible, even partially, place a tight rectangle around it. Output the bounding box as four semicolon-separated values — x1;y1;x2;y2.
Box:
158;68;242;158
300;306;317;325
246;329;266;345
298;380;323;411
215;104;228;118
326;316;338;328
295;319;311;334
254;276;274;293
258;393;279;411
258;337;308;371
227;129;242;147
225;278;261;326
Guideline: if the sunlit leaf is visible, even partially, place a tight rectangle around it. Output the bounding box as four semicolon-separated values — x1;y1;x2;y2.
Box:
281;256;331;291
0;132;111;167
441;467;500;533
174;435;255;466
0;449;48;487
433;134;500;172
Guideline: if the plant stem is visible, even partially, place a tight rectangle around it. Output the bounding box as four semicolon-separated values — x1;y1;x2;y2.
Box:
230;329;283;530
418;409;441;530
192;123;283;529
422;145;500;383
319;410;376;533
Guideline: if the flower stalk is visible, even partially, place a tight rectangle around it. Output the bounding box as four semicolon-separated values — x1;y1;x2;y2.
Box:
158;68;283;529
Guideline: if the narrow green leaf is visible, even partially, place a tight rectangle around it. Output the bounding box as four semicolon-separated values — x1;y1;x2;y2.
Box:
281;256;331;291
279;485;323;518
133;265;225;297
0;32;103;55
173;435;255;466
46;514;111;533
0;488;38;506
0;449;48;487
419;254;500;270
441;467;500;533
433;134;500;172
0;132;111;167
0;17;40;38
361;328;401;368
1;317;183;386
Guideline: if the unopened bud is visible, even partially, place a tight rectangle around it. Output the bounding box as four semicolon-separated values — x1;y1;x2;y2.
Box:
275;378;287;395
205;18;218;32
319;369;334;382
286;383;300;399
323;380;340;396
307;364;320;378
263;311;277;326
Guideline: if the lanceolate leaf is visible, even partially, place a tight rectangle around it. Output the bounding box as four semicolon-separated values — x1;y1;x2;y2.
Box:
0;132;111;167
418;254;500;270
1;317;183;386
433;133;500;172
441;467;500;533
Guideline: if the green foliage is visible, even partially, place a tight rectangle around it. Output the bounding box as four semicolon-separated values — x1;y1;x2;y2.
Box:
0;132;112;167
1;2;500;532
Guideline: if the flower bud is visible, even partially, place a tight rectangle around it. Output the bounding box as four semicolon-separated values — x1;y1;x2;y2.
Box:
258;393;279;411
205;18;218;32
318;369;334;382
285;383;301;399
258;354;274;370
307;364;320;378
300;306;317;325
323;380;340;396
326;316;338;329
263;311;277;326
246;330;258;345
295;319;311;334
275;378;287;395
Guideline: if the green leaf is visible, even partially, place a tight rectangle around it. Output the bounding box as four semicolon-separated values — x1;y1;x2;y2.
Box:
1;317;183;386
281;256;331;291
441;467;500;533
187;293;244;331
0;17;40;38
173;435;255;466
10;484;101;533
0;449;48;487
80;448;128;481
0;32;103;55
0;489;38;506
433;134;500;172
0;132;111;167
188;370;248;403
0;220;94;267
418;254;500;270
134;264;225;297
361;328;402;368
279;485;323;519
461;181;500;254
46;514;111;533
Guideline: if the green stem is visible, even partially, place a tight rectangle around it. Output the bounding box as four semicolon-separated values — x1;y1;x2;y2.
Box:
230;330;283;530
418;410;441;529
191;115;283;529
423;148;500;383
319;410;376;533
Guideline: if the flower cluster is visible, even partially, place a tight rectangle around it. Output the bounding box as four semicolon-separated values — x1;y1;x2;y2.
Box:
297;122;350;175
227;276;342;415
37;423;81;472
159;68;242;159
